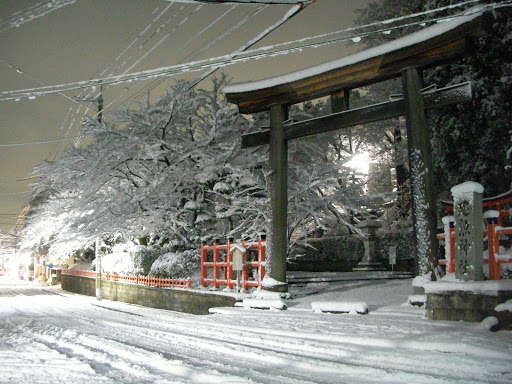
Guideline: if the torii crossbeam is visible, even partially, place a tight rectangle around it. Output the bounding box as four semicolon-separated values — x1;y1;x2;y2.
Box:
224;6;493;291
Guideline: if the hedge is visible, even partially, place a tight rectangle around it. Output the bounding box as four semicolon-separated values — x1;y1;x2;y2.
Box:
288;230;414;273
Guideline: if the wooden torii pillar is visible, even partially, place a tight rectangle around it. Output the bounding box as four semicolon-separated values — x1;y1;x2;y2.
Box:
225;7;492;291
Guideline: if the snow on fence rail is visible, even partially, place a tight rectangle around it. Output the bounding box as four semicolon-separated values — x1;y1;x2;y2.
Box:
201;235;266;290
61;270;192;289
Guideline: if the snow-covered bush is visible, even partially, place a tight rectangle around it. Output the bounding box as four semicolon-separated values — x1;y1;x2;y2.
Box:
129;245;162;276
93;243;162;276
149;249;200;279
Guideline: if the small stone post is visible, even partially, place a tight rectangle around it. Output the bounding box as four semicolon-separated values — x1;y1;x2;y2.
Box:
354;220;385;271
451;182;484;281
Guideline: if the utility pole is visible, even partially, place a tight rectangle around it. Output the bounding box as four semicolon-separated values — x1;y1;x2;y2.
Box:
74;83;103;123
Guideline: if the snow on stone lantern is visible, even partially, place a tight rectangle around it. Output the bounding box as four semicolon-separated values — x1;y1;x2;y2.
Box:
450;181;484;281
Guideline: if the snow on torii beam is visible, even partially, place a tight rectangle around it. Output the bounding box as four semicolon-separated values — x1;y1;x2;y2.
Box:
224;6;493;290
225;6;492;114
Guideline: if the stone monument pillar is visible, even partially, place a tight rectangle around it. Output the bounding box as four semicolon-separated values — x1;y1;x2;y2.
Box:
354;220;386;271
450;181;484;281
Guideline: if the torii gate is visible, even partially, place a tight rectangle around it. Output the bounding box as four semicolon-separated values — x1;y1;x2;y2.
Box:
224;6;493;292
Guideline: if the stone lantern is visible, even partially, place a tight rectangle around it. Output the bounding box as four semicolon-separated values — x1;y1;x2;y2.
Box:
354;220;386;271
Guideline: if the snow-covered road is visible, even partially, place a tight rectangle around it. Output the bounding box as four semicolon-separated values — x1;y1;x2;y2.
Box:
1;277;511;384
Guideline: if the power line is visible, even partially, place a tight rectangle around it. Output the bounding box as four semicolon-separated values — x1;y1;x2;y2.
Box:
116;4;257;109
0;1;498;102
60;3;188;150
0;192;31;197
0;136;79;147
0;0;77;33
167;0;313;3
0;58;94;112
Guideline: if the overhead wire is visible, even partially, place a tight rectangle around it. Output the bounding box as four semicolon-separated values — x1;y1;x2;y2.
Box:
0;58;94;112
118;4;249;107
116;4;259;109
74;3;206;147
1;0;505;234
0;192;31;196
0;0;77;33
0;136;80;148
0;1;501;102
48;2;180;158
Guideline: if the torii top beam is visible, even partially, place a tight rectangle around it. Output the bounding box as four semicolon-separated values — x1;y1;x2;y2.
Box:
224;6;493;114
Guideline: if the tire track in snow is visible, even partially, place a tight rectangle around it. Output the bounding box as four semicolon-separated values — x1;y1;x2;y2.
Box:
94;309;510;384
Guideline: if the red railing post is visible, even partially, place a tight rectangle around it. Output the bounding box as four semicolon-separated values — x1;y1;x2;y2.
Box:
213;238;221;288
485;210;500;280
242;243;250;291
201;241;208;287
259;233;267;288
449;226;455;274
227;237;235;289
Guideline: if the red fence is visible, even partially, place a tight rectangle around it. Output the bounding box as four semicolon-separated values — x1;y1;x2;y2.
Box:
62;269;192;289
201;236;266;290
438;204;512;280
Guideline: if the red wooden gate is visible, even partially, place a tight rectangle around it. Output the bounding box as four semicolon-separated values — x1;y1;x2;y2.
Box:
201;236;266;290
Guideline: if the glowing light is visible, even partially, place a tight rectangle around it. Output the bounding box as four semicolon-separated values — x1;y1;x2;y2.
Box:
346;153;370;174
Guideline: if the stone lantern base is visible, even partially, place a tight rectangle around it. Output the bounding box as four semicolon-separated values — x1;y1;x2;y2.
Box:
353;262;386;272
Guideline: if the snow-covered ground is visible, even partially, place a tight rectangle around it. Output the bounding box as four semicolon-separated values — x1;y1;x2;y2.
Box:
1;276;511;384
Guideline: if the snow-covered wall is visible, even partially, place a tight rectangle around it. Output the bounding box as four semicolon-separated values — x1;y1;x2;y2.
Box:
61;274;235;315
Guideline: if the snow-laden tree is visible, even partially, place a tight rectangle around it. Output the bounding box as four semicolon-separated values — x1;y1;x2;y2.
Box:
22;77;266;259
22;76;356;267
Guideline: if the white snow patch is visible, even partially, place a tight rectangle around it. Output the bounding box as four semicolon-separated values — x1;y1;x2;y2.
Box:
408;295;427;306
239;299;286;311
261;276;287;289
213;182;232;193
412;273;432;288
480;316;499;331
311;301;369;314
184;201;201;210
483;210;500;219
450;181;484;198
495;299;512;312
424;279;512;295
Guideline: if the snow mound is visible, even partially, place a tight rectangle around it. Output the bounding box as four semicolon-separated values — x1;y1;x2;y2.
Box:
311;301;369;315
412;273;431;288
239;299;287;311
261;276;287;289
495;299;512;312
480;316;499;331
408;294;427;307
424;279;512;295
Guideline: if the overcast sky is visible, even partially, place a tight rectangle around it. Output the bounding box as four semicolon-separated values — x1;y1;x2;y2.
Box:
0;0;369;236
